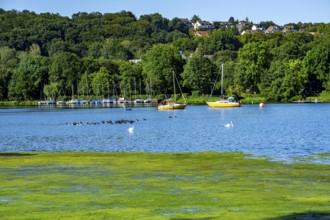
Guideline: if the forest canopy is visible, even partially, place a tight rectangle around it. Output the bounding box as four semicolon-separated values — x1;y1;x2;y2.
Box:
0;9;329;102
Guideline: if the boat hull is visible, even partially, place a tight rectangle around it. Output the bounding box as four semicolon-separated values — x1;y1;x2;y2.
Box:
207;101;241;108
157;103;187;110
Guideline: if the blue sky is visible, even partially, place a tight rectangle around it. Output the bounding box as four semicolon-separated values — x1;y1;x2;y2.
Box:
1;0;329;25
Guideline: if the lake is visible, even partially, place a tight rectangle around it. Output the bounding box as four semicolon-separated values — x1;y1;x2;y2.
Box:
0;104;329;164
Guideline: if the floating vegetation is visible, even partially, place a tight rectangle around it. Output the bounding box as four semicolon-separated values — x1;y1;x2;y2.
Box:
1;152;330;219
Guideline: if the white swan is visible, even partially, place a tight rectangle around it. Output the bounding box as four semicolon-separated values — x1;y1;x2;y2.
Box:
128;126;134;133
224;121;233;128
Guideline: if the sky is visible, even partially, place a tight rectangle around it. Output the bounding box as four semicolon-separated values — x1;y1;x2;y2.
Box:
1;0;329;25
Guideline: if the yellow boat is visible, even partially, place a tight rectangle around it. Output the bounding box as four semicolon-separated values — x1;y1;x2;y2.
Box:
207;97;241;108
157;72;187;110
207;63;241;108
157;100;187;110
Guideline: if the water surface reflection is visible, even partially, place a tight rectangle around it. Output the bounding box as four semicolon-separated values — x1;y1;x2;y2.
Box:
0;104;329;164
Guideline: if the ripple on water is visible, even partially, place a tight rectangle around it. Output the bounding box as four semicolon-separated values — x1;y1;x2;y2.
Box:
0;104;330;164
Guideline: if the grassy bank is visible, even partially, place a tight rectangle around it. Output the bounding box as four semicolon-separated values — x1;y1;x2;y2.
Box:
0;100;38;106
0;152;329;219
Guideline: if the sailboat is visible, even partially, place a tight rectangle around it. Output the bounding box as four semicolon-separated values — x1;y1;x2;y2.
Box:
157;72;187;110
207;63;241;108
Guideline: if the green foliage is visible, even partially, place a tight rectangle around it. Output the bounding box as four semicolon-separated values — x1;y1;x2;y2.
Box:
142;44;184;94
49;52;82;96
200;29;241;54
259;59;308;102
91;67;110;98
0;46;18;100
0;9;329;102
182;52;217;94
235;42;271;94
43;82;59;100
303;41;330;93
102;38;133;60
8;56;49;100
114;60;143;97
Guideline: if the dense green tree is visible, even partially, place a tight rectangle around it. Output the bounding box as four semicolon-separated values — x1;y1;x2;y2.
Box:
212;50;238;65
166;30;188;42
281;59;308;101
102;38;133;60
182;52;217;94
221;61;240;97
142;44;184;94
172;38;198;54
169;17;190;34
91;67;110;98
271;41;300;60
0;47;18;100
259;59;285;100
228;17;235;23
78;57;102;97
49;52;82;96
260;59;308;101
46;39;70;57
87;42;103;59
43;82;60;100
303;42;330;93
201;29;241;54
239;31;267;44
191;15;201;23
78;73;91;97
114;60;143;97
235;42;271;94
0;9;329;102
8;56;49;100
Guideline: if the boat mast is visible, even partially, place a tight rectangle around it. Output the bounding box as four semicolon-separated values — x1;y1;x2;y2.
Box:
71;84;74;100
173;71;176;101
208;64;222;101
173;71;187;104
221;63;224;98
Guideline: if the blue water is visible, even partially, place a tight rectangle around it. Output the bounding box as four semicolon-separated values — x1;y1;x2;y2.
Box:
0;104;330;164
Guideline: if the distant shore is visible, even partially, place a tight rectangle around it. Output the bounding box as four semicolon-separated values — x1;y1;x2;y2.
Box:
0;95;328;107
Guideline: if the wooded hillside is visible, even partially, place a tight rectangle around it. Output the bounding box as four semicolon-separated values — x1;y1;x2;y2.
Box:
0;9;329;102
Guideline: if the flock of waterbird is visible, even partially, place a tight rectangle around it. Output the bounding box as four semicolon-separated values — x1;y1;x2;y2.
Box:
65;118;145;126
63;102;257;132
65;117;235;134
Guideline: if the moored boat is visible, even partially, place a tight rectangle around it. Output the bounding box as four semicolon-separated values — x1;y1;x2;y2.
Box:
133;98;144;104
207;63;241;108
157;100;187;110
207;97;241;108
38;100;56;105
157;72;187;110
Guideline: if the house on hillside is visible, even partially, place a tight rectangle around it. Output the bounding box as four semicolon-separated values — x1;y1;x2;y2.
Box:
193;20;213;30
241;30;258;35
282;24;298;33
236;20;248;32
265;25;280;33
195;31;210;37
212;21;234;29
252;24;265;31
